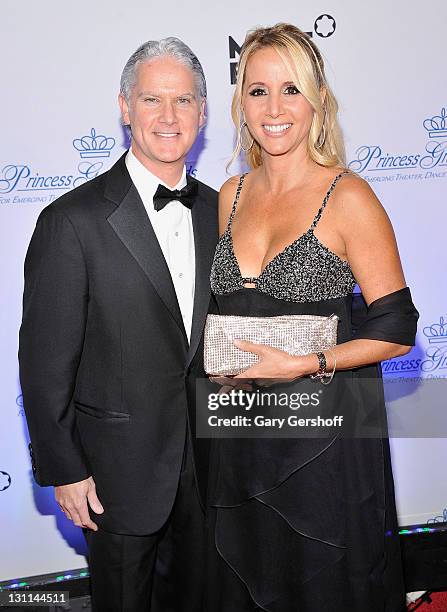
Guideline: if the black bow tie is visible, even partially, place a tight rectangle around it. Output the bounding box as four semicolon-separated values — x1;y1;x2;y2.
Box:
153;177;198;211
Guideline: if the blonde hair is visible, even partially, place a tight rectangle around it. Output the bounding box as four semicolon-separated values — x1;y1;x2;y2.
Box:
230;23;346;169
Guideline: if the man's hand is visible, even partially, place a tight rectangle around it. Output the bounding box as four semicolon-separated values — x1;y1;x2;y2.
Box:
55;476;104;531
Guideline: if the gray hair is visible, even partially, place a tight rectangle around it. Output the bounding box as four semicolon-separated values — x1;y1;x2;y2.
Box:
120;37;207;101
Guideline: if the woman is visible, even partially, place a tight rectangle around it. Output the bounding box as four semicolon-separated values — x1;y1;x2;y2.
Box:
206;23;418;611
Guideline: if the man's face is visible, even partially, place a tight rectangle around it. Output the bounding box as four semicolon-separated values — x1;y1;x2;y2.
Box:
119;56;206;171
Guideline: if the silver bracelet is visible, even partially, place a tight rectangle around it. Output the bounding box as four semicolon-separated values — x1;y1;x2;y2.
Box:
321;349;336;385
310;351;327;380
310;350;336;384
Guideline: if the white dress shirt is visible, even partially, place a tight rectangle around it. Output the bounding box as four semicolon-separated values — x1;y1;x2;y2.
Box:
125;150;195;341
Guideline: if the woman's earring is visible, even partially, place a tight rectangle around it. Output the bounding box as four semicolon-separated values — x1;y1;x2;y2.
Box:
239;121;254;152
316;110;327;149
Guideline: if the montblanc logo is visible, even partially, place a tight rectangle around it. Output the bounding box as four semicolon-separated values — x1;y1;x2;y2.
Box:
229;14;337;84
314;14;336;38
0;471;12;492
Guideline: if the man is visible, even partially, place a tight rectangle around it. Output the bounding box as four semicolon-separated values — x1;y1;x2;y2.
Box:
19;37;217;611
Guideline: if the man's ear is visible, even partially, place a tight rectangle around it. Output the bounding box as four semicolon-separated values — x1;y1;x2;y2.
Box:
118;93;130;127
199;97;207;129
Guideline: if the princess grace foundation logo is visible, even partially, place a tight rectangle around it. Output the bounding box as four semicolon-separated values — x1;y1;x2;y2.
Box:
0;128;116;205
382;315;447;378
349;107;447;183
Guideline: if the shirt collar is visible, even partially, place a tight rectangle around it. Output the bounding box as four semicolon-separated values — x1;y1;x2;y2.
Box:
125;148;187;205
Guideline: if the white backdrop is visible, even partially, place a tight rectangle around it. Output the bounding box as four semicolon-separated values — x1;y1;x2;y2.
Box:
1;0;446;581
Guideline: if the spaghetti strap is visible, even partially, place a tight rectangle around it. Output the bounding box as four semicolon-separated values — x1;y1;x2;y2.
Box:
227;173;247;228
310;170;350;231
210;167;357;299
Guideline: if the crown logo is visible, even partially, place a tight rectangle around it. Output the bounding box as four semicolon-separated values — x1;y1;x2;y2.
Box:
73;128;116;158
423;107;447;139
423;316;447;344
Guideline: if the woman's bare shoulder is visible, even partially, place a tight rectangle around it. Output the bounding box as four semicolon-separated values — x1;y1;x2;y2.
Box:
332;171;390;226
218;174;246;230
336;172;381;206
219;175;243;199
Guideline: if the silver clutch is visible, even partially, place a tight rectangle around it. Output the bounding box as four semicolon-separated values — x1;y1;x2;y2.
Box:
204;313;339;376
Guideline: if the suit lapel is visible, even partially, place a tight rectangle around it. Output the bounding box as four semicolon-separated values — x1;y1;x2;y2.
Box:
105;156;187;338
187;192;218;366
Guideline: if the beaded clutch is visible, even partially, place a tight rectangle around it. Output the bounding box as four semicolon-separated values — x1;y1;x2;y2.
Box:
204;313;339;376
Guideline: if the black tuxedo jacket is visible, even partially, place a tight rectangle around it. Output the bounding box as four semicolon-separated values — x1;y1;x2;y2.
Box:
18;153;218;535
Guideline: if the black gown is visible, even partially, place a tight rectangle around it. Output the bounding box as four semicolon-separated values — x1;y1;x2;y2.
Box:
205;172;417;612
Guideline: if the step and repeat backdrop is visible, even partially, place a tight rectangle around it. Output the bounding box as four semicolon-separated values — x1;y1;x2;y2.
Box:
1;0;446;581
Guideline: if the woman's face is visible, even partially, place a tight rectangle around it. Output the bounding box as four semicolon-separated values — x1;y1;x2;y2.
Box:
242;46;314;160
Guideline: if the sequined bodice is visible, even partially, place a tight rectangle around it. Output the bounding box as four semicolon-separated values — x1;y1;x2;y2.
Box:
210;172;357;302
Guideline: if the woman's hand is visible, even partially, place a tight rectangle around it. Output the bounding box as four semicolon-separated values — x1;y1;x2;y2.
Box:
209;374;254;394
233;339;319;386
